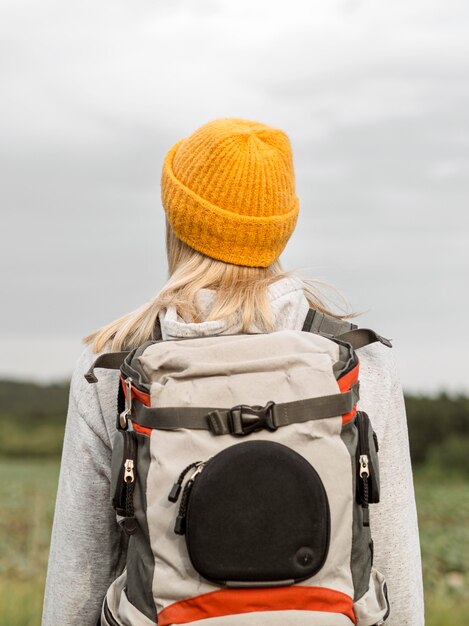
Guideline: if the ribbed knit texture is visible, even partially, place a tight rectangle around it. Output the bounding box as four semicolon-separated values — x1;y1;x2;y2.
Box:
161;118;300;267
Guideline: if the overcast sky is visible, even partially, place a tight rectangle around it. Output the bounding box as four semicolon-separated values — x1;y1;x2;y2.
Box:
1;0;468;393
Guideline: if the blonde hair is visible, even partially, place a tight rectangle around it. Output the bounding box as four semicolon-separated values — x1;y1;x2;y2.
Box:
82;220;358;353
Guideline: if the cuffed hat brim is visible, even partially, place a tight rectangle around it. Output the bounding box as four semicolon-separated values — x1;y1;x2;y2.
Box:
161;140;299;268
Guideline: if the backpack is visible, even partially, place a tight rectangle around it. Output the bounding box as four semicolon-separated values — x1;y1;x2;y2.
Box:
85;308;392;626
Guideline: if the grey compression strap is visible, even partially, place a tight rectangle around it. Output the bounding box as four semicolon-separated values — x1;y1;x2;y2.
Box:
131;381;360;436
84;351;130;384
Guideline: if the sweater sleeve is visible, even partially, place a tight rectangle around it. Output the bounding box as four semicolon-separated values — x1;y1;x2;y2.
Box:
358;343;425;626
41;346;128;626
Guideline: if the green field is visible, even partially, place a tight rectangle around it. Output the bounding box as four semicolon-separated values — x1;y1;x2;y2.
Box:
0;460;60;626
0;459;467;625
414;471;469;625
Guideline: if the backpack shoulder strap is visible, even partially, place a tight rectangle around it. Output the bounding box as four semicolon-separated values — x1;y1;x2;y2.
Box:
84;351;129;384
301;308;358;336
301;308;392;350
152;315;163;341
84;316;163;384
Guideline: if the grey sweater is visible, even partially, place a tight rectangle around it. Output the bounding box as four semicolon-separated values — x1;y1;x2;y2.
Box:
41;277;425;625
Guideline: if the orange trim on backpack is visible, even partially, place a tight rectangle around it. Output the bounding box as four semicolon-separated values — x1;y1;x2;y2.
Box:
120;374;151;406
120;375;152;436
157;586;356;626
338;360;359;425
132;422;153;437
342;406;357;425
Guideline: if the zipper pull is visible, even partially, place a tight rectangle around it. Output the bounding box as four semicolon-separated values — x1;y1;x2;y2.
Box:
168;482;183;503
168;457;212;503
173;461;209;535
174;513;186;535
191;462;206;480
359;454;370;477
359;454;370;527
124;459;135;483
174;479;195;535
168;461;202;502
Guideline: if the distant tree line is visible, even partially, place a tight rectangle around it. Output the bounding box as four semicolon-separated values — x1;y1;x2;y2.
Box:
1;380;468;476
0;380;70;458
405;392;469;477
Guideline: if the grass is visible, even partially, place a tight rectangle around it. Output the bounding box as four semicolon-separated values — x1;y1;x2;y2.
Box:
414;468;469;625
0;459;60;626
0;459;468;625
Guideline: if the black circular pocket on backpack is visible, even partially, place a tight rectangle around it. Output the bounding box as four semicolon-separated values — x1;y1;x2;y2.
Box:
184;440;330;586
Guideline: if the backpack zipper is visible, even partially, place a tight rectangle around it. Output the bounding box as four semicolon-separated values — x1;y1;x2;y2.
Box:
356;411;371;527
359;453;370;527
112;430;138;535
168;459;212;535
175;461;208;535
122;431;138;535
168;461;203;503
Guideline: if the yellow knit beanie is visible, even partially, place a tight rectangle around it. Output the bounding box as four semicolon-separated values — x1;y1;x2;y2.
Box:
161;118;299;267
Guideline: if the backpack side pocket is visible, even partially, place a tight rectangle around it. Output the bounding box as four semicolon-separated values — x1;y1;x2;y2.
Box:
353;566;390;625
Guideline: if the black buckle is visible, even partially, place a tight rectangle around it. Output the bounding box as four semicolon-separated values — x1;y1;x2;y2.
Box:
228;401;277;436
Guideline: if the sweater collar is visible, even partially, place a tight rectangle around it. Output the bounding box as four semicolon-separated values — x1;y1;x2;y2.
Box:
158;276;310;341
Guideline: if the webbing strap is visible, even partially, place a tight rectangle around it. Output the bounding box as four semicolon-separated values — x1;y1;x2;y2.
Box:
153;316;162;341
84;316;162;384
301;309;358;336
84;351;130;384
301;308;316;333
301;308;392;349
131;381;360;436
337;328;393;350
